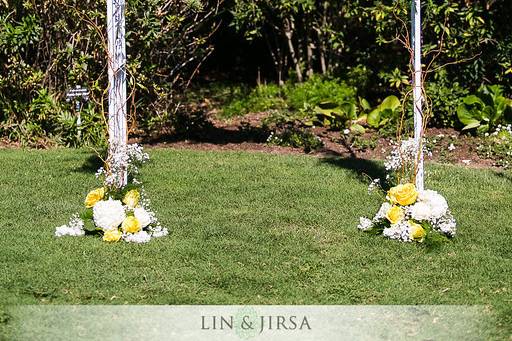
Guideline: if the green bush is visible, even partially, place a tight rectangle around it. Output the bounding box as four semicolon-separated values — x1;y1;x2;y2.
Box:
284;76;357;110
427;71;469;128
220;84;286;118
267;126;323;153
457;85;512;134
218;77;357;120
0;0;220;146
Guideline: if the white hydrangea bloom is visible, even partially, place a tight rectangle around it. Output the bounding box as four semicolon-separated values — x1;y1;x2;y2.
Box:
357;217;373;231
408;202;432;221
55;215;85;237
93;198;126;231
417;190;448;219
124;230;151;243
134;207;152;228
431;210;457;237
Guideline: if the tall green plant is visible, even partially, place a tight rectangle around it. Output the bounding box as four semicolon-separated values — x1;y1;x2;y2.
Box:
457;85;512;134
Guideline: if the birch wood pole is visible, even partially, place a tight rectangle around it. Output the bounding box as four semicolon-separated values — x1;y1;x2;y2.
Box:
107;0;128;187
411;0;424;191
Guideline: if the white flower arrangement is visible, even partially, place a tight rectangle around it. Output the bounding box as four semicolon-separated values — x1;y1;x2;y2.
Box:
358;184;456;243
358;139;456;244
55;144;168;243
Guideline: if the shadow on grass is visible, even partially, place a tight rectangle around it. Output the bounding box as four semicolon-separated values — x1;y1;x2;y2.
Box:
74;153;103;174
492;169;512;183
319;157;390;189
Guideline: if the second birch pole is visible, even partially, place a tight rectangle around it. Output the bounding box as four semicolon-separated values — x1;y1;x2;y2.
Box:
411;0;424;191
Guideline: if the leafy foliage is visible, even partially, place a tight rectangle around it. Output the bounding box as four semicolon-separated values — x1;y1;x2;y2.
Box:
267;125;323;153
457;85;512;134
477;126;512;168
220;84;286;118
0;0;220;146
367;95;401;129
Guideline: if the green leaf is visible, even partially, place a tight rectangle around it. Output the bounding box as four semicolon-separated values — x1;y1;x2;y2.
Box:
314;106;335;117
379;118;390;127
83;219;97;232
349;123;366;135
367;108;381;128
356;113;367;124
457;104;480;126
476;124;490;134
462;121;481;130
317;101;339;110
462;95;484;107
359;97;371;111
79;208;93;221
379;95;400;111
340;102;357;119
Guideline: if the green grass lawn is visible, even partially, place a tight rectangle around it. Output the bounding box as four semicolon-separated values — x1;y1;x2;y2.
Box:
0;148;511;337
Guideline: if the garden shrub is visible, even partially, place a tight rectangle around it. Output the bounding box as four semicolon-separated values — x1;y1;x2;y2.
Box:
457;85;512;134
267;125;323;153
427;71;469;128
0;0;220;146
220;84;286;118
283;76;357;110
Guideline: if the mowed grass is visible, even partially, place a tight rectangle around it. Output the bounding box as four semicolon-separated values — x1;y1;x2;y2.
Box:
0;148;511;336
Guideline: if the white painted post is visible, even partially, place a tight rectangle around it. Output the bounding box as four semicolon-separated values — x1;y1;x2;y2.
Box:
412;0;424;191
107;0;128;187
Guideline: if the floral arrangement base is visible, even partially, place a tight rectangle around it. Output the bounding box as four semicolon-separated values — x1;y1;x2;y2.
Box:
358;183;456;243
55;143;168;243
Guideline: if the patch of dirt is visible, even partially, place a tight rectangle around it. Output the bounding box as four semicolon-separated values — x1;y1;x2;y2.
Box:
140;111;500;169
0;109;501;170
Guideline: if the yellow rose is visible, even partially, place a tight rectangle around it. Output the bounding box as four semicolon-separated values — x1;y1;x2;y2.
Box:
409;220;426;242
123;189;140;209
386;205;404;224
388;183;418;206
122;216;141;234
103;229;122;242
85;187;105;208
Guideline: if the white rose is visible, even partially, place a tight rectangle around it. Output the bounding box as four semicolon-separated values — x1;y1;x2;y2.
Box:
134;207;152;228
93;198;126;231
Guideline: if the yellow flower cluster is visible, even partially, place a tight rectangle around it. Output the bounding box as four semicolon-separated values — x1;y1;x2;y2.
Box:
385;183;426;242
84;188;143;243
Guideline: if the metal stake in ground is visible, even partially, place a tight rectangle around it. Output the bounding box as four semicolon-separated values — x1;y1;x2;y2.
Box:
412;0;424;191
107;0;128;187
66;85;89;141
